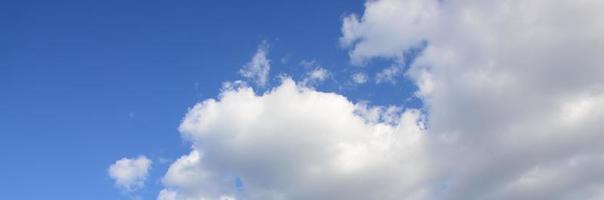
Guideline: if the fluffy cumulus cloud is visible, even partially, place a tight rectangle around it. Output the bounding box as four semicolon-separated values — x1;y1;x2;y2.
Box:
240;43;271;87
342;0;604;199
108;155;152;191
158;78;434;199
155;0;604;199
340;0;437;65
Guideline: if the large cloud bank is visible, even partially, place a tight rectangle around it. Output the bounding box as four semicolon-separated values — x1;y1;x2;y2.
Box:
158;0;604;199
342;0;604;199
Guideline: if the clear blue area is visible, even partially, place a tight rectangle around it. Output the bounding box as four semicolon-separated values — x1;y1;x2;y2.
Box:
0;0;421;199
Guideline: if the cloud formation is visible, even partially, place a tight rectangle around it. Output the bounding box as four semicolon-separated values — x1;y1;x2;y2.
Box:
159;78;431;199
108;155;152;192
240;43;271;87
301;67;329;86
375;65;402;84
351;72;368;84
343;0;604;199
156;0;604;199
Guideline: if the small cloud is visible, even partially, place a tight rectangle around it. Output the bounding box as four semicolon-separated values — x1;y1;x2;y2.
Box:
308;67;329;81
240;42;270;87
351;72;368;84
221;80;249;93
301;67;329;86
375;65;402;84
299;59;319;68
108;155;152;192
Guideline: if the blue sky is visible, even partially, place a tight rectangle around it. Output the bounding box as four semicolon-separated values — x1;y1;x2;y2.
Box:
0;1;420;199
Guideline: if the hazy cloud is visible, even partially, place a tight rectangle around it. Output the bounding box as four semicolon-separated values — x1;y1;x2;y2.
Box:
240;42;271;87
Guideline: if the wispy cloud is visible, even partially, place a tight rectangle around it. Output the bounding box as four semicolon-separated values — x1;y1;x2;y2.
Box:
351;72;368;84
240;42;271;87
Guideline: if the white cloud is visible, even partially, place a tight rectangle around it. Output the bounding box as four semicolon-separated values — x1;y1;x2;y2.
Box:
298;59;329;87
108;155;151;192
340;0;437;65
147;0;604;199
301;67;329;86
157;189;178;200
351;72;368;84
342;0;604;199
159;78;432;199
307;67;328;81
375;65;402;84
240;42;270;87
